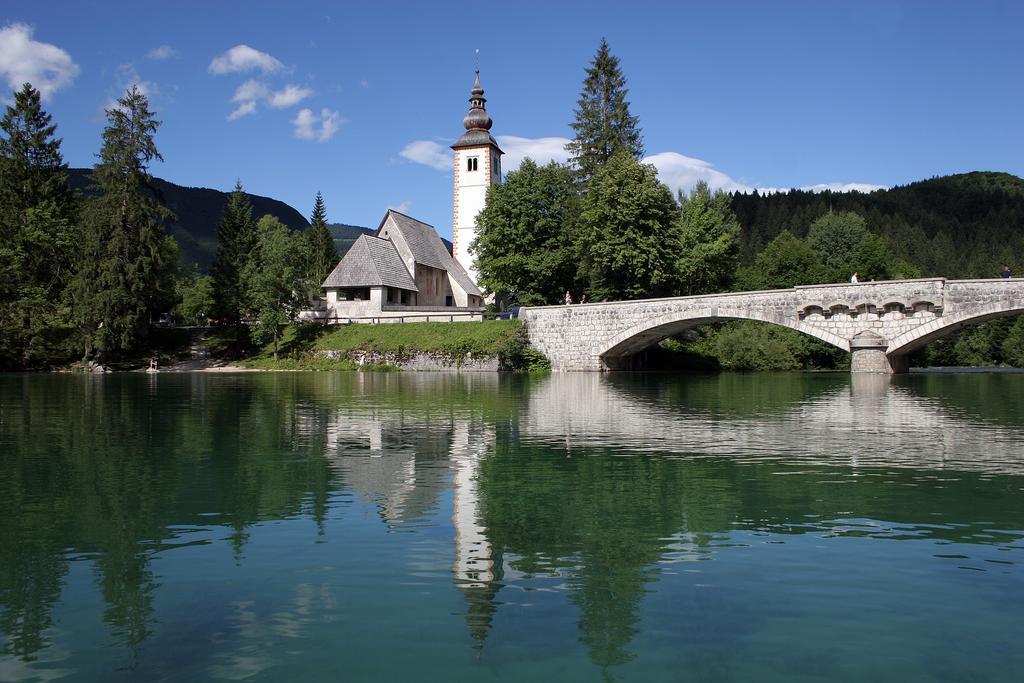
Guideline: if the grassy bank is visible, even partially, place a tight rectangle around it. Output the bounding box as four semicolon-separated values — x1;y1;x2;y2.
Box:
242;320;548;371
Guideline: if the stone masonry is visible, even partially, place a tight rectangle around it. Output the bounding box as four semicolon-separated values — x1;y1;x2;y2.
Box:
521;278;1024;373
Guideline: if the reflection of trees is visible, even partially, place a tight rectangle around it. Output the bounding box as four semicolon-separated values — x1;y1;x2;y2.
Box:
0;373;337;662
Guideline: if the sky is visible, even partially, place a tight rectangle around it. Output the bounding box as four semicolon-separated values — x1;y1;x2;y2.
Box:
1;0;1021;239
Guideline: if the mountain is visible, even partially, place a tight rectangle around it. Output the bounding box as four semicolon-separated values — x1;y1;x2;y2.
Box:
68;168;310;271
329;223;454;255
328;223;376;255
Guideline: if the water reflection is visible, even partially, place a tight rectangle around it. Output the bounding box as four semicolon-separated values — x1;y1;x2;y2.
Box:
1;371;1022;680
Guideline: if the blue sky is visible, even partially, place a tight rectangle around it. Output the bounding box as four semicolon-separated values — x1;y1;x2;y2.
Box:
2;0;1021;238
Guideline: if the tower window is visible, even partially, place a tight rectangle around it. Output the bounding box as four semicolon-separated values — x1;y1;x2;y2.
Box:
467;157;478;172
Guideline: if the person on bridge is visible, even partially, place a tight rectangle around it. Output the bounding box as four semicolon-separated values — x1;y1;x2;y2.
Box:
1001;265;1013;278
850;272;859;283
565;290;573;305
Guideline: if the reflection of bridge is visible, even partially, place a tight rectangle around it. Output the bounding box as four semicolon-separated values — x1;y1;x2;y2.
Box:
522;374;1024;475
522;278;1024;372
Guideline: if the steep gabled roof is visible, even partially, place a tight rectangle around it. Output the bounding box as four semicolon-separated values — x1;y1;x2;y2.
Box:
322;234;418;291
377;210;482;296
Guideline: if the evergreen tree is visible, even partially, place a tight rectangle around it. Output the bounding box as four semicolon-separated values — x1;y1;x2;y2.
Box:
676;181;740;295
70;86;175;358
472;159;578;306
242;215;302;361
575;153;680;300
210;181;255;324
303;191;337;295
565;39;644;184
0;83;76;367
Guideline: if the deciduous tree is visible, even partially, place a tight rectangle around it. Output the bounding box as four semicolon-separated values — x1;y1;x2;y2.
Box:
575;154;680;300
472;159;578;306
676;181;740;295
242;215;302;361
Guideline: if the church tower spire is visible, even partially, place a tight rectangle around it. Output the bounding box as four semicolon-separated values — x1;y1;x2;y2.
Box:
451;61;502;289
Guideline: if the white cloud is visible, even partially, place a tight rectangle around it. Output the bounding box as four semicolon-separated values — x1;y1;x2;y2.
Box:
231;78;269;102
359;78;369;88
267;84;312;108
292;107;343;142
103;64;159;112
389;200;413;213
208;44;284;75
399;134;887;194
0;23;79;100
496;135;572;171
643;151;754;194
147;45;177;60
399;140;452;171
227;100;257;121
799;182;888;193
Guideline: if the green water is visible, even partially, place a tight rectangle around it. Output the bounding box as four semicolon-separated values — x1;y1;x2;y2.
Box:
1;371;1022;682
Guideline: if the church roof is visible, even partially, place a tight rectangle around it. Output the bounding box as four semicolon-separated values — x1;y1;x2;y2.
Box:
377;210;482;297
451;69;503;153
322;234;418;291
451;129;502;151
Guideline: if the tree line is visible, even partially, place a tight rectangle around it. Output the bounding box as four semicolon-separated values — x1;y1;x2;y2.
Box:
470;40;1023;369
0;84;337;369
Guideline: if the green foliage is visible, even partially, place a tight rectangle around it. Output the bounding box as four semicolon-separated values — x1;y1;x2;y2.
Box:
730;172;1024;279
314;320;521;360
174;272;214;324
1002;317;1024;368
71;86;176;358
0;83;77;368
737;230;828;290
806;211;868;276
302;191;338;295
576;154;681;300
241;215;303;360
565;38;644;184
210;181;255;324
472;159;578;306
676;181;740;295
682;321;847;371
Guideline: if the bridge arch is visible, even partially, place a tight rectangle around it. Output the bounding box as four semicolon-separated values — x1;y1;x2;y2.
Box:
598;309;850;365
887;303;1024;355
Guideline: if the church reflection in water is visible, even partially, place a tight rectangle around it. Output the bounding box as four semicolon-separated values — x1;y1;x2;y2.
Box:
320;373;504;649
313;371;1024;664
2;370;1022;671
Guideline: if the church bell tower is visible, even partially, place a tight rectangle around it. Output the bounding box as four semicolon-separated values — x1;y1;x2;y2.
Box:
451;68;502;287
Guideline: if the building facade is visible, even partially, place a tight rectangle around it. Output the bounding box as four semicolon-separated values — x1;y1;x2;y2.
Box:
451;70;502;288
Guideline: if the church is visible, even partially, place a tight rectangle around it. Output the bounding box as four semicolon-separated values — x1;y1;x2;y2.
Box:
319;70;502;322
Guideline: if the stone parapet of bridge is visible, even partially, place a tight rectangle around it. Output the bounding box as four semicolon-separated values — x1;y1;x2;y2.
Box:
520;278;1024;373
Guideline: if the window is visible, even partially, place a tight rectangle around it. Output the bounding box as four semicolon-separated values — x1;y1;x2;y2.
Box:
467;156;478;172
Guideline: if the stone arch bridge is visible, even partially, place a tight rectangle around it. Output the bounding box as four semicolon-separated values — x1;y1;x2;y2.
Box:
520;278;1024;372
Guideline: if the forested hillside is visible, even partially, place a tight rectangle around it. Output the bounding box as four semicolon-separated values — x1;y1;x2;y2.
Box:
69;168;310;270
732;172;1024;278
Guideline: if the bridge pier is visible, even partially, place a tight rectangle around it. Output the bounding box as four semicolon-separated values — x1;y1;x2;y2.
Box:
850;330;907;374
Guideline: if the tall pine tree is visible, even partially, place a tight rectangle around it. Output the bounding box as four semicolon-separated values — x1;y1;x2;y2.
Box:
210;181;255;325
565;39;644;184
71;86;176;358
303;191;337;295
0;83;76;367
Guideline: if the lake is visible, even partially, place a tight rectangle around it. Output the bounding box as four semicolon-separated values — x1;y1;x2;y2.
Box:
1;371;1022;681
